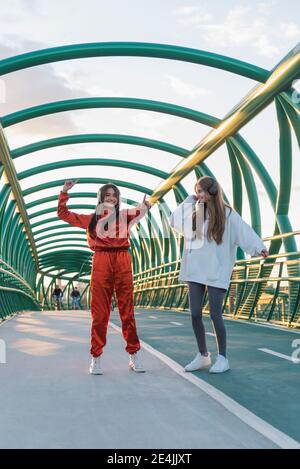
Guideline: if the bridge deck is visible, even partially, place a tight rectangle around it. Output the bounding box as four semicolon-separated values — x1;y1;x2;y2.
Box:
0;309;299;449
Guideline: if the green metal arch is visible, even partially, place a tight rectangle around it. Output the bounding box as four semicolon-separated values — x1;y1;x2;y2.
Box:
17;158;186;199
3;96;285;231
3;93;291;247
0;42;269;81
4;97;274;239
35;231;87;245
2;98;298;264
11;134;189;159
23;177;156;197
1;97;216;128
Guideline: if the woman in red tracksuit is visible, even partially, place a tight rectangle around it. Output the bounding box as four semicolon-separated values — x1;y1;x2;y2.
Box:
57;179;150;375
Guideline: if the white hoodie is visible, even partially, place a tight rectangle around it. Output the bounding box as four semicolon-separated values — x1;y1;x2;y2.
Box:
169;195;267;290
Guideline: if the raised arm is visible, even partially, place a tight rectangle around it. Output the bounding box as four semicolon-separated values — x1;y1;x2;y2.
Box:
57;179;92;229
127;195;150;226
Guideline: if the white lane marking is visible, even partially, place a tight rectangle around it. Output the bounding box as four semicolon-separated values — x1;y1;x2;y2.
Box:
109;321;300;449
149;316;157;319
145;309;300;335
105;309;300;335
217;315;300;335
170;321;183;326
206;332;215;337
258;348;300;364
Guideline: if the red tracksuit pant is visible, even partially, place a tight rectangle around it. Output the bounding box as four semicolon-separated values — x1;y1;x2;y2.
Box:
90;250;141;357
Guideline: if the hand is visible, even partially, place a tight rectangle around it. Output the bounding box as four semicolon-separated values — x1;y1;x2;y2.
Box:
194;194;204;203
142;194;151;209
261;249;269;258
62;179;79;192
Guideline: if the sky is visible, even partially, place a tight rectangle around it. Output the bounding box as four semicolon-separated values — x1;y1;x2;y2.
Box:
0;0;299;256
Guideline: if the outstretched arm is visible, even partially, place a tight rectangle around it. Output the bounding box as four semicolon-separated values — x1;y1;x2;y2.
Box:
231;210;268;257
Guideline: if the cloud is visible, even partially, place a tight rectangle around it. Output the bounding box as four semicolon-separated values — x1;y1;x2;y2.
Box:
0;0;41;23
130;112;173;139
280;22;300;39
256;1;277;14
199;6;281;57
175;3;300;59
0;37;86;138
80;86;124;97
166;74;210;98
174;5;213;25
56;69;125;98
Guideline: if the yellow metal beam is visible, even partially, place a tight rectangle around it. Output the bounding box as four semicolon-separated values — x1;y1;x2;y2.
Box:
0;124;39;264
149;43;300;205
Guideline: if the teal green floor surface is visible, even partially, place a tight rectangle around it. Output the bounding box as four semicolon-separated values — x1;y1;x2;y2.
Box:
111;308;300;442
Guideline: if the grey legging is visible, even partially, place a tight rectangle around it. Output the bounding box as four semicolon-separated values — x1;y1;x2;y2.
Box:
187;282;227;357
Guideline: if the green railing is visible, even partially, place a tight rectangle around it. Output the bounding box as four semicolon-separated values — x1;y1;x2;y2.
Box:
0;259;41;320
133;230;300;328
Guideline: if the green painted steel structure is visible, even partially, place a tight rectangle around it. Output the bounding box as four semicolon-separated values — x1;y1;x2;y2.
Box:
0;42;299;326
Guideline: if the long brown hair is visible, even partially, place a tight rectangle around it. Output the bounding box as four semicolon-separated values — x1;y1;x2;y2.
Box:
88;183;121;235
192;176;232;245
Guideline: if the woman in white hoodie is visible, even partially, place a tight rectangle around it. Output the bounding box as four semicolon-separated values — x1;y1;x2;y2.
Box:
169;176;269;373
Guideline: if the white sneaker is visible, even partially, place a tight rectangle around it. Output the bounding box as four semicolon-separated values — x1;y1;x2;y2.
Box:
89;356;103;375
185;352;211;372
209;354;230;373
129;352;145;373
